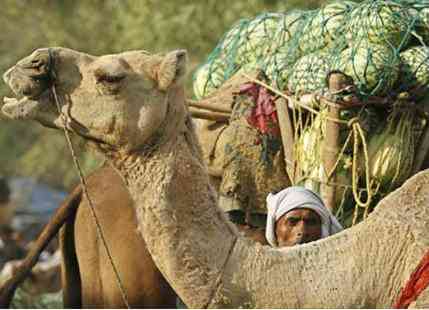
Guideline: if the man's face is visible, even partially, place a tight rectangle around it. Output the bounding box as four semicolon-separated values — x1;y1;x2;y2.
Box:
275;208;322;247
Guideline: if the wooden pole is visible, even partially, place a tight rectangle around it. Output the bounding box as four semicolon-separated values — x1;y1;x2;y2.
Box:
412;121;429;175
188;107;230;122
320;72;351;211
275;98;296;184
187;100;232;114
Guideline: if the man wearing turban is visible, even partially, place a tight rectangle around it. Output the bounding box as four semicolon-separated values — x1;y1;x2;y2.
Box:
265;186;343;247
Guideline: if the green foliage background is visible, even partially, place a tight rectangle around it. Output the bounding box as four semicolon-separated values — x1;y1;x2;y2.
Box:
0;0;327;190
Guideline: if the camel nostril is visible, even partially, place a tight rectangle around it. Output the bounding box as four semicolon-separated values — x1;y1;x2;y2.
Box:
22;89;32;97
19;57;48;74
3;67;14;84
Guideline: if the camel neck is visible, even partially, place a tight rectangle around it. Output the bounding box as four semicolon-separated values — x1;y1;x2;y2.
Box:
109;131;238;308
104;131;423;308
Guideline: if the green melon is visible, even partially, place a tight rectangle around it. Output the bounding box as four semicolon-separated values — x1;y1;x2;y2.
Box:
333;42;399;96
234;13;282;65
296;2;355;54
400;46;429;100
218;19;250;56
296;112;325;192
410;7;429;45
306;1;357;48
296;11;329;54
366;108;415;191
193;59;227;99
264;51;300;90
287;51;333;94
267;10;306;55
346;1;412;48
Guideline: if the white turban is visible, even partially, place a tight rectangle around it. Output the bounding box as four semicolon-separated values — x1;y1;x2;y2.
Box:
265;186;343;247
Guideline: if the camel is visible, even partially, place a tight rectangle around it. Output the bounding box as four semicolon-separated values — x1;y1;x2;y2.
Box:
2;47;429;308
0;56;269;308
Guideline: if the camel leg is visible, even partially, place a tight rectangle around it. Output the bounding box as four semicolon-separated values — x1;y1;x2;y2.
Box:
60;201;82;308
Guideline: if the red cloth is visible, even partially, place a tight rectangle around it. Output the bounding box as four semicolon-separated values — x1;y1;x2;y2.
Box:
393;249;429;308
239;82;280;136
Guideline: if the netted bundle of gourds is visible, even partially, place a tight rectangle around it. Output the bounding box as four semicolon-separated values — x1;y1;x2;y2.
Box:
193;0;429;226
194;0;429;100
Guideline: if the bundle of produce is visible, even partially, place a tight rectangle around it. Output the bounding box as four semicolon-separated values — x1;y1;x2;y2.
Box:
365;106;416;193
415;7;429;44
298;1;356;53
399;46;429;100
295;109;353;208
194;0;429;101
286;51;333;95
332;41;400;96
346;1;413;48
263;11;307;85
294;104;384;224
193;58;229;100
234;13;283;65
266;10;307;56
263;1;410;98
295;111;325;193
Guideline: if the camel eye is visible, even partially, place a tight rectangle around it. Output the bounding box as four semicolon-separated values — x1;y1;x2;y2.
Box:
95;73;126;84
94;70;126;95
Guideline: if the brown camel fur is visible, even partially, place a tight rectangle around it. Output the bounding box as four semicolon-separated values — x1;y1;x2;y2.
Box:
0;122;267;308
0;162;177;308
0;161;267;308
0;162;266;308
0;50;272;308
3;47;429;308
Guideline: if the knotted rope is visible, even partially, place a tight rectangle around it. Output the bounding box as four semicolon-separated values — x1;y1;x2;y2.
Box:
243;74;375;221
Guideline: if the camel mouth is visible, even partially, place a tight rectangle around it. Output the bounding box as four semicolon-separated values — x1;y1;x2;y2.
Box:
1;92;50;121
3;67;52;100
2;65;55;121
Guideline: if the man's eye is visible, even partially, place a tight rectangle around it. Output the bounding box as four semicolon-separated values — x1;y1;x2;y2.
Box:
306;218;319;226
287;218;299;225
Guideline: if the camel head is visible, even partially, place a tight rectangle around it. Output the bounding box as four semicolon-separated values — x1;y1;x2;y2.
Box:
2;47;188;153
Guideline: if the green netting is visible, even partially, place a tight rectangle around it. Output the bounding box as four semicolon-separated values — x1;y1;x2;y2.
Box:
234;13;283;64
399;45;429;98
346;1;414;47
193;19;250;99
194;0;429;100
332;41;400;96
263;10;310;89
193;0;429;227
287;50;333;95
299;1;356;52
416;8;429;43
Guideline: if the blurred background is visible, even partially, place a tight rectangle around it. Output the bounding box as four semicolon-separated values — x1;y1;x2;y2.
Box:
0;0;328;191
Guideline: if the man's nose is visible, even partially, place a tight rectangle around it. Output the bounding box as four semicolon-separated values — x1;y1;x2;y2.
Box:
295;221;306;235
297;222;313;236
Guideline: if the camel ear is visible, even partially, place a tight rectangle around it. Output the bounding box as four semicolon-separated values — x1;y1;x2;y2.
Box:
157;50;187;91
